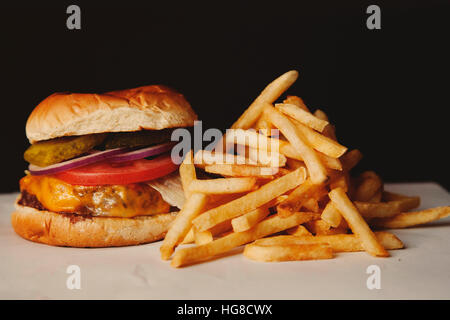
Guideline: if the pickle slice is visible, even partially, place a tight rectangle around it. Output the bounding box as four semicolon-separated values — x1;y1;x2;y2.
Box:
24;133;107;167
104;129;174;149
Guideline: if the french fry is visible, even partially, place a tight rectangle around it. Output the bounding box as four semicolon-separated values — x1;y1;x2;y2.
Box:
192;167;307;232
194;149;255;167
181;227;195;244
285;158;306;171
179;150;196;198
171;212;316;267
276;103;329;132
321;202;343;228
254;113;274;134
306;220;349;236
283;96;310;112
274;168;291;177
329;187;389;257
226;129;341;171
277;179;325;217
314;109;337;141
275;195;289;204
302;198;320;213
305;217;348;235
355;195;420;219
280;143;342;171
194;230;213;245
246;235;314;246
205;193;247;210
204;163;277;177
329;172;349;193
210;220;233;238
370;206;450;229
231;70;299;129
313;109;329;121
160;193;208;260
304;220;331;234
231;206;270;232
264;106;328;184
243;242;333;262
226;128;282;154
247;146;287;167
369;189;383;203
355;171;383;202
268;232;404;252
292;120;347;158
340;149;363;171
189;177;257;194
318;153;342;171
286;225;312;236
182;220;233;244
321;124;337;141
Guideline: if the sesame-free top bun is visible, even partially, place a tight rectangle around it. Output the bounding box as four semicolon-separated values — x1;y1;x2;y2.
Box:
26;85;197;143
12;200;177;247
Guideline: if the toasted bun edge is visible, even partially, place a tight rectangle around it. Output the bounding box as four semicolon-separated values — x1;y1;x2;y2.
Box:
12;201;177;247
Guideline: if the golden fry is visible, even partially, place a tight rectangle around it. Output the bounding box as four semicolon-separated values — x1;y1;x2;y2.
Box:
340;149;363;171
370;206;450;229
171;212;316;267
189;177;257;194
314;109;338;141
292;120;347;158
355;194;420;219
280;143;342;171
192;167;307;232
231;70;299;129
277;179;325;217
329;187;389;257
194;149;255;167
264;106;328;184
205;163;277;178
369;189;383;203
272;232;404;252
276;103;329;132
179;150;196;198
182;220;232;244
321;202;343;228
231;206;270;232
355;171;383;202
286;225;312;236
160;193;208;260
247;146;287;167
283;96;310;112
194;229;213;245
243;242;333;262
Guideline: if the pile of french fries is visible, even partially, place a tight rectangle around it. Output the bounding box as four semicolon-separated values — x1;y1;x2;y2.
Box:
160;70;450;268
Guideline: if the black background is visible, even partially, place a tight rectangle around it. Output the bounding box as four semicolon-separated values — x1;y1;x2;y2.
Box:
1;0;449;192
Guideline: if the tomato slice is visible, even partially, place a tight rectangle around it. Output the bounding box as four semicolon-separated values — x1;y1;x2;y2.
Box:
53;154;178;186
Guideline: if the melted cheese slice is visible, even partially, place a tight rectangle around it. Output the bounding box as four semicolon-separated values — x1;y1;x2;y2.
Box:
19;175;171;218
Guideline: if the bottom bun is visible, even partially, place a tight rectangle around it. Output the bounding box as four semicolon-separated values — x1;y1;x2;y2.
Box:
12;201;177;247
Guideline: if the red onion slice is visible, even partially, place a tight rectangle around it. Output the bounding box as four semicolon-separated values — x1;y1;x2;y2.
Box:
108;142;175;163
28;147;127;176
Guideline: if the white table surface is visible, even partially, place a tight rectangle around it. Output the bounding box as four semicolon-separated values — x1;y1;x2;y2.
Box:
0;182;449;300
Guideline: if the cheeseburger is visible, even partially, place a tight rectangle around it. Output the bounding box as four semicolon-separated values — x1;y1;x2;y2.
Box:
12;85;197;247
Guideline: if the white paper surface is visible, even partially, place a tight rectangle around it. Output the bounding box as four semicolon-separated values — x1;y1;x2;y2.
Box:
0;183;449;300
